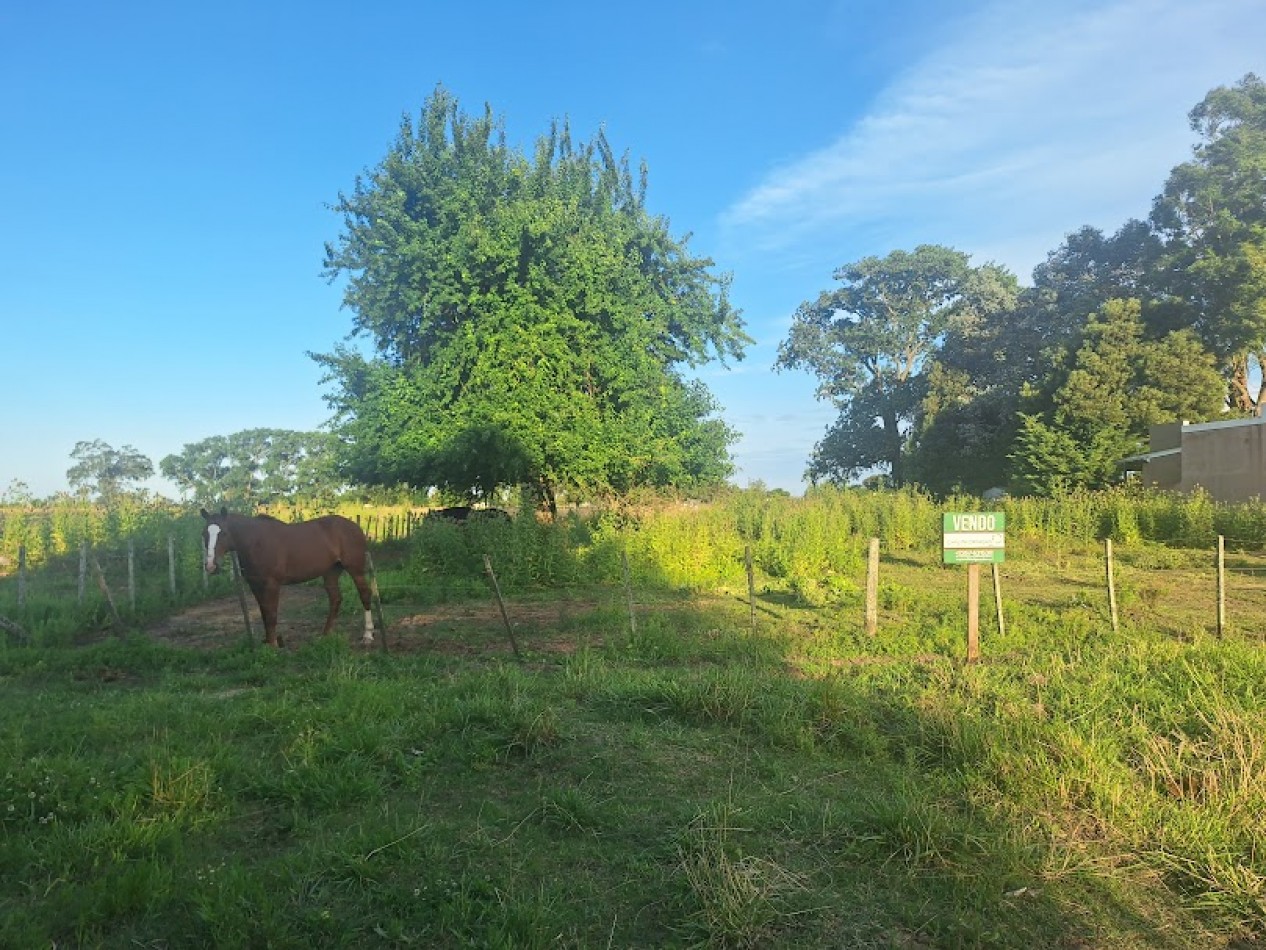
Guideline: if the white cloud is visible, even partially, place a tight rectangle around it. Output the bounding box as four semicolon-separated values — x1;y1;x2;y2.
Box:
721;0;1266;280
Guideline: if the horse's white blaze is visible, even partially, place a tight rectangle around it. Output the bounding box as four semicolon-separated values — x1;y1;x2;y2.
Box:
362;609;375;643
204;524;221;572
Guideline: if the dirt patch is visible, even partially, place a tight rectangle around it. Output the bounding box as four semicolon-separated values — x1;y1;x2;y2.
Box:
142;586;606;656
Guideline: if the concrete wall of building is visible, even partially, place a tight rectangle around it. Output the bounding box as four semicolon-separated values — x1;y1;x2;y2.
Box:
1143;452;1182;491
1138;422;1185;491
1149;422;1183;452
1180;421;1266;502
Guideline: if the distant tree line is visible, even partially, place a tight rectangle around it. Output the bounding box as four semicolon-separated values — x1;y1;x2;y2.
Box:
39;431;343;507
158;429;340;505
780;73;1266;496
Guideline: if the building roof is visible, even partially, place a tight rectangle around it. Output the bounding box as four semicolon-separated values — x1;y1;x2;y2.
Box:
1120;447;1181;466
1180;415;1266;434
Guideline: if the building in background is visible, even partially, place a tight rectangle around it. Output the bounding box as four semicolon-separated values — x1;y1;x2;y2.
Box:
1123;417;1266;502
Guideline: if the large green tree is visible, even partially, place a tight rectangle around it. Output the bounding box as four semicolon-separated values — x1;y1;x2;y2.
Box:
904;264;1025;493
66;440;153;503
1150;73;1266;412
910;224;1163;493
777;245;998;486
1010;299;1224;494
316;89;748;508
1031;221;1162;327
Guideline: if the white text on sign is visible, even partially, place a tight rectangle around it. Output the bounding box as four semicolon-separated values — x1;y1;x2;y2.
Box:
947;513;1002;532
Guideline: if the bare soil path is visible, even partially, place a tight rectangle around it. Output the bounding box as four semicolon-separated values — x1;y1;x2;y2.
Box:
142;584;606;655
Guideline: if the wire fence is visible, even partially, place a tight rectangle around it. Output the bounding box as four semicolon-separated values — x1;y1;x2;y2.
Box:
2;527;1265;652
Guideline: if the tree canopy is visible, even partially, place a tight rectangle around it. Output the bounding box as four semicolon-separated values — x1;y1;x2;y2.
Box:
1150;73;1266;413
783;75;1265;497
315;88;748;508
1009;299;1224;494
159;429;338;505
776;245;1005;487
66;440;153;503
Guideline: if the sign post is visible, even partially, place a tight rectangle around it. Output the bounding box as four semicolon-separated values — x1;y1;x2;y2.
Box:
943;513;1005;662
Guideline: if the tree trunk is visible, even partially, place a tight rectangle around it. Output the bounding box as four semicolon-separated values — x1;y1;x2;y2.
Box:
1229;354;1254;413
1227;352;1265;415
537;479;558;518
883;406;904;487
1252;351;1266;415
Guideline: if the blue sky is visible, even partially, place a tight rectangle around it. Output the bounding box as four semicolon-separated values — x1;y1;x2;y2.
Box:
3;0;1263;499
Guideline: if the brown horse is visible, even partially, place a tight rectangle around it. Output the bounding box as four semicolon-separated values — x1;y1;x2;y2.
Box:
201;508;375;647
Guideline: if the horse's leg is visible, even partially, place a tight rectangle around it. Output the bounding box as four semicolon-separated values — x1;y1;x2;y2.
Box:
252;580;283;648
349;569;375;644
320;569;344;636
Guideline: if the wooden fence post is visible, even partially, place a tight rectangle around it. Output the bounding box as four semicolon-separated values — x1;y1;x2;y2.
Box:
127;539;136;613
230;552;254;642
967;563;981;663
1216;535;1226;637
90;551;123;629
991;562;1006;637
16;544;25;610
745;544;756;635
865;538;879;637
78;542;88;604
621;548;638;637
167;535;177;598
1105;538;1119;634
483;554;522;660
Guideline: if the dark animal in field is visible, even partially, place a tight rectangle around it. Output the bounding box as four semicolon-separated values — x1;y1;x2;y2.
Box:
425;506;512;523
200;507;375;648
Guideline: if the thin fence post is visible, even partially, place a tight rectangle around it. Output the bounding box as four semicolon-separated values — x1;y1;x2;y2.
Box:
230;552;254;642
1216;534;1226;637
967;563;980;663
78;542;88;604
1105;538;1119;635
865;538;879;637
991;562;1006;638
167;535;177;598
483;554;522;660
16;544;25;610
90;551;122;629
127;539;136;613
621;548;638;638
745;544;756;635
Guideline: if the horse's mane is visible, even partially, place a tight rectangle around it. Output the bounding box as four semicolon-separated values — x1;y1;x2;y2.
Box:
254;514;284;523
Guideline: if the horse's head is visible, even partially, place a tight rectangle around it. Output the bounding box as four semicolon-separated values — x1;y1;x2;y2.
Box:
200;506;232;574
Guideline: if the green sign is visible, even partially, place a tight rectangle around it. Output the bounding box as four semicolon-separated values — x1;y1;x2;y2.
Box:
943;511;1005;564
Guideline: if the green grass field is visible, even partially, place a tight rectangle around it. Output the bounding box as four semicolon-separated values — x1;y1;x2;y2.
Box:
4;516;1266;947
3;490;1266;947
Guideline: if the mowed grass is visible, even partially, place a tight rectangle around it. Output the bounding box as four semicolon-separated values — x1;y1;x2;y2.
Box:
4;539;1266;950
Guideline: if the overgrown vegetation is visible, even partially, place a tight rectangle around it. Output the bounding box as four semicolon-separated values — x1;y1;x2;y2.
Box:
1;487;1264;945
